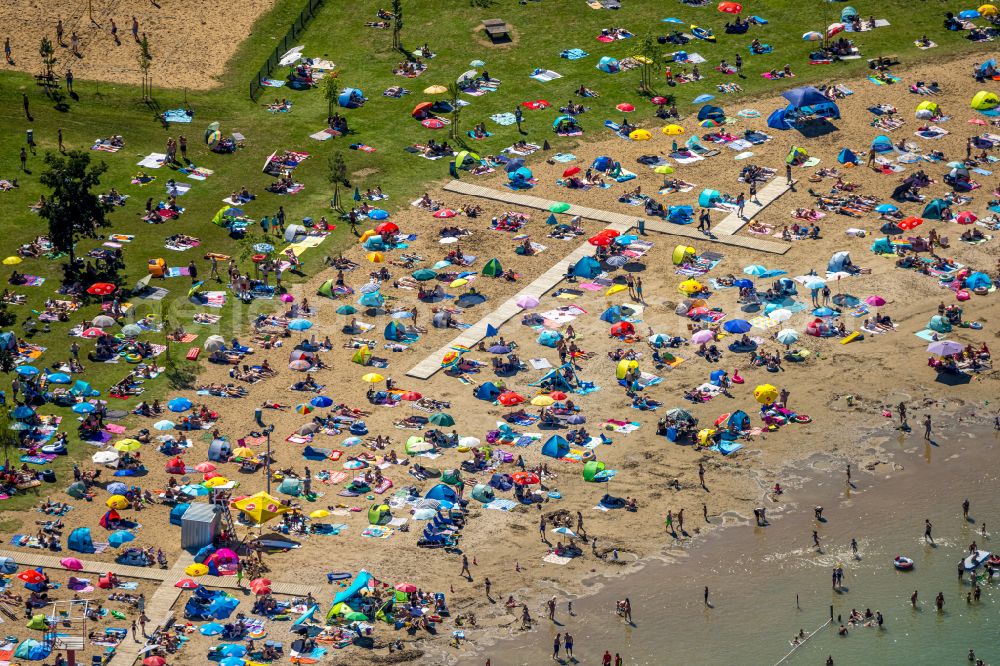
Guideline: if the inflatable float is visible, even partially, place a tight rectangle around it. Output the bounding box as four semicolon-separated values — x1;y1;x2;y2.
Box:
691;25;716;42
893;555;914;570
964;550;990;570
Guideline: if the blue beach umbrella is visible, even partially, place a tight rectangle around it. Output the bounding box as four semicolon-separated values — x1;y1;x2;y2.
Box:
959;9;981;19
219;645;247;658
723;319;752;334
108;531;135;547
252;243;274;254
743;265;767;276
693;94;715;104
167;397;193;412
662;17;685;23
16;366;39;377
153;420;176;431
12;405;35;419
874;204;898;214
813;307;836;317
200;622;224;636
288;319;313;331
46;373;71;384
369;209;389;220
72;403;96;414
310;396;334;408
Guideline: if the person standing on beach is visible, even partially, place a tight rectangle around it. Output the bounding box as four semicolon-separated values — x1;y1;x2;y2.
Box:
698;462;706;489
65;68;73;94
813;530;821;549
898;401;907;428
484;577;491;600
936;592;944;611
603;651;612;666
56;20;64;46
703;503;709;523
963;498;970;521
911;590;918;607
925;519;934;544
539;514;546;541
460;554;471;580
635;277;644;304
614;653;623;666
564;632;573;659
22;94;30;120
552;633;561;661
4;38;11;65
923;414;933;440
677;508;685;534
132;16;140;43
19;147;27;172
547;596;556;621
704;586;710;606
736;192;746;219
665;509;673;534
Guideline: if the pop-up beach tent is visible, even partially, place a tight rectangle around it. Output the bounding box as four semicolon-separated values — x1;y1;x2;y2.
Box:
541;435;570;458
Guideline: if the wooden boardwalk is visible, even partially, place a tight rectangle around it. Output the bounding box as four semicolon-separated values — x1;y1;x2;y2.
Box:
405;180;791;380
711;177;796;235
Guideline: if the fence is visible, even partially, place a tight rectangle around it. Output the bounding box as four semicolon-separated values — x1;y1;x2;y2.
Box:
249;0;326;101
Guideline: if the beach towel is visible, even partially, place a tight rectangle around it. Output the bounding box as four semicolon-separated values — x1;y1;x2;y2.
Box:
137;153;167;169
560;48;589;60
163;109;193;124
489;112;517;126
869;75;902;85
529;69;562;82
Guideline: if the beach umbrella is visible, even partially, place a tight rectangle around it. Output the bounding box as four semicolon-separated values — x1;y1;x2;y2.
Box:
252;243;274;254
692;330;715;344
288;360;311;371
106;495;129;510
73;402;96;414
723;319;752;334
775;329;799;346
92;450;119;465
754;384;779;405
374;222;399;235
865;295;886;307
678;278;703;294
60;557;83;571
80;327;105;339
700;119;720;128
651;96;668;105
982;4;999;16
693;94;715;104
513;471;540;486
309;509;330;519
143;657;166;666
249;578;272;595
956;211;977;225
719;1;742;12
498;391;525;406
960;9;981;18
153;420;176;431
562;166;581;178
629;129;652;141
181;484;209;497
589;234;612;247
233;491;289;525
653;165;675;175
16;365;39;377
743;265;768;276
516;295;540;308
802;31;823;41
121;324;143;338
288;318;312;331
616;103;635;112
605;256;629;268
662;124;685;135
423;84;447;94
232;447;255;458
550;202;571;213
362;373;385;383
2;256;20;265
531;395;555;407
826;22;845;37
875;204;899;215
813;307;836;317
198;621;223;634
429;412;455;427
369;209;389;221
109;530;135;547
114;439;142;452
194;462;217;473
422;118;445;129
400;391;422;401
928;340;964;356
449;278;468;288
86;282;116;297
366;252;385;263
202;476;229;488
768;309;792;322
311;396;334;408
470;59;486;67
880;222;904;235
18;570;45;585
433;209;458;219
459;437;482;449
898;216;923;230
175;578;199;589
11;405;34;419
395;582;418;594
92;315;117;328
336;305;357;316
168;397;193;412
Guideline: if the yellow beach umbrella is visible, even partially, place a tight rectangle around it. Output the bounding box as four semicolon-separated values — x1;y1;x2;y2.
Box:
310;509;330;519
106;495;129;510
233;491;289;525
678;279;703;294
203;476;229;488
2;256;21;265
697;428;716;446
754;383;779;405
531;395;555;407
662;124;685;135
185;563;209;577
362;372;385;383
450;278;468;288
605;284;628;296
113;439;142;452
232;447;255;458
366;252;384;263
653;165;674;174
629;129;652;141
980;4;998;16
424;85;448;94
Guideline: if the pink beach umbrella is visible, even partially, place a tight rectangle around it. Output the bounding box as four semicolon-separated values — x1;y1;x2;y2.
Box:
280;293;295;303
60;557;83;571
692;329;715;344
865;295;886;307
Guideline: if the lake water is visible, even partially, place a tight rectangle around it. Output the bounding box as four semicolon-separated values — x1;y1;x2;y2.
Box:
463;414;1000;665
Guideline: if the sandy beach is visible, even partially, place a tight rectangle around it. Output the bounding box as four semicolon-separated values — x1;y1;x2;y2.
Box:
1;45;999;665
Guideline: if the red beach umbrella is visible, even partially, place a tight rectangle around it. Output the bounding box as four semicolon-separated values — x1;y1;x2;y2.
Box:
616;103;635;112
563;166;581;177
86;282;116;296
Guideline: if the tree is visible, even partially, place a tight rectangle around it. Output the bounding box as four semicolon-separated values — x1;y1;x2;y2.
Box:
38;37;57;91
328;151;348;211
323;75;340;118
447;82;463;140
38;151;111;266
636;35;660;94
392;0;404;50
0;408;20;469
137;34;153;100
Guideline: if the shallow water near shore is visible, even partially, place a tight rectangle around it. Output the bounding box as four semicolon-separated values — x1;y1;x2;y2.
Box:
462;416;1000;665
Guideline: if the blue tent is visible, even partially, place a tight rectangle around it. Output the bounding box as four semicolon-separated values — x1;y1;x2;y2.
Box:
841;5;858;21
766;107;791;130
0;557;16;574
68;527;94;553
698;189;721;208
508;167;533;182
338;87;364;108
384;321;406;341
570;256;602;278
474;382;501;401
965;272;993;290
828;251;853;273
425;483;459;507
552;115;577;129
668;205;694;224
724;409;752;431
592;156;614;171
169;503;190;526
782;86;829;109
363;236;386;251
541;435;570;458
837;148;859;164
504;158;525;173
922;199;948;220
870;237;894;254
358;291;385;307
538;330;563;347
597;56;620;73
871;135;893;152
697;105;724;121
600;306;623;323
14;639;51;661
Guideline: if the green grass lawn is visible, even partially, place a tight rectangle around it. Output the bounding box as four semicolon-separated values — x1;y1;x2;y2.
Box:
0;0;977;506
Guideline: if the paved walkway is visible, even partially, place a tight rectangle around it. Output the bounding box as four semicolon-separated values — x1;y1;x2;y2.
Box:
0;548;318;666
404;180;791;380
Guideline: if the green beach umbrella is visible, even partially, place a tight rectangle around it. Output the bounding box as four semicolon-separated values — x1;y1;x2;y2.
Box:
550;202;570;213
412;269;437;281
336;305;357;315
429;412;455;427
